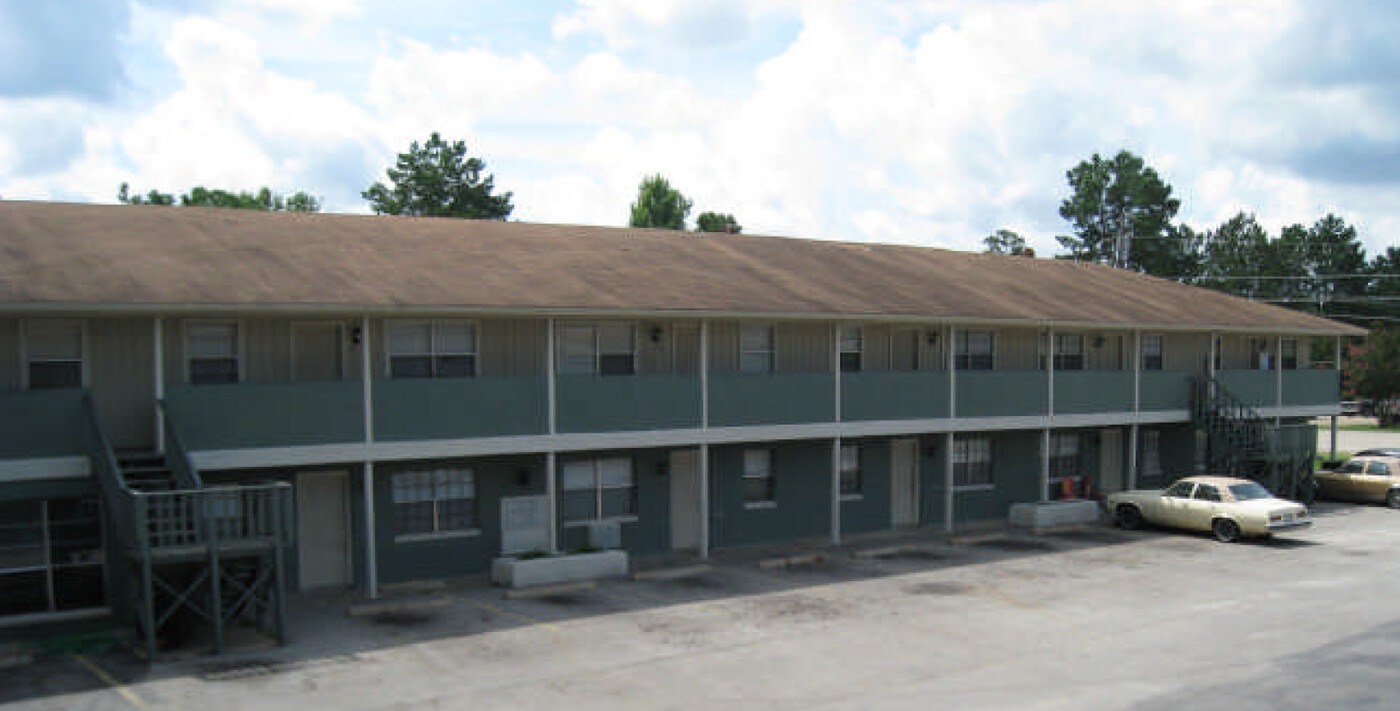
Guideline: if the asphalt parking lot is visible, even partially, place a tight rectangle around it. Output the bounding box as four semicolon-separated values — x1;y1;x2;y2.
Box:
4;500;1400;711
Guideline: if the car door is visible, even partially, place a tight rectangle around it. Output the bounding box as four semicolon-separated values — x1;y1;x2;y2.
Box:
1157;481;1196;527
1319;461;1364;501
1186;484;1224;532
1357;460;1394;503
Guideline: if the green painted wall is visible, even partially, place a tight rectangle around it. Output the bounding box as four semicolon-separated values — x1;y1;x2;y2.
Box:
842;372;951;421
556;376;701;433
374;377;547;441
709;373;835;426
956;371;1048;417
557;448;671;557
1054;372;1133;414
166;382;364;450
839;439;891;536
0;390;88;459
954;430;1042;525
1217;370;1275;407
1140;371;1191;411
1283;370;1338;406
919;436;947;529
710;440;832;548
372;454;546;584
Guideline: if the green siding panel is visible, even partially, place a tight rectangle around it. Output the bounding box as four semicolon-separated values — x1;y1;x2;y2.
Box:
1283;370;1339;406
956;371;1049;418
842;372;951;421
710;441;831;548
0;389;88;459
953;430;1042;524
840;439;892;536
374;377;546;441
1217;370;1275;407
709;373;835;426
920;438;947;529
1140;370;1191;411
556;375;701;433
1054;371;1133;414
166;382;363;450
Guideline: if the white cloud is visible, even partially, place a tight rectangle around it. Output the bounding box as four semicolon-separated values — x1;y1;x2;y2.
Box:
552;0;756;50
239;0;359;32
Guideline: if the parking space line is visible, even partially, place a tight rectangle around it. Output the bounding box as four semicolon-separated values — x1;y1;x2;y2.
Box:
71;654;148;710
456;595;563;634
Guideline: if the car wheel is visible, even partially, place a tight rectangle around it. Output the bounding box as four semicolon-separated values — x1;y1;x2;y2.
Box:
1387;490;1400;509
1211;518;1240;543
1115;504;1143;530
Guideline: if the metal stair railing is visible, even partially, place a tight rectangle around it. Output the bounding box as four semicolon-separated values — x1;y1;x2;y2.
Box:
157;399;203;489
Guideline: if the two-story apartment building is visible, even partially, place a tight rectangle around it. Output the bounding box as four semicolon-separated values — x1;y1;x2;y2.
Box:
0;201;1361;652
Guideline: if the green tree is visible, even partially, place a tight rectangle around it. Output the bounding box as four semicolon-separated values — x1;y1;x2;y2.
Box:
1199;213;1281;298
363;132;513;219
1348;328;1400;418
695;211;741;234
119;183;319;211
1274;214;1367;314
629;175;691;230
1056;150;1190;276
982;228;1033;256
117;182;175;206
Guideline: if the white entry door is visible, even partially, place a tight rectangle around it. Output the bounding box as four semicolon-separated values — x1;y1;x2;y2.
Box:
891;438;920;527
669;449;702;551
297;470;351;590
1100;429;1124;494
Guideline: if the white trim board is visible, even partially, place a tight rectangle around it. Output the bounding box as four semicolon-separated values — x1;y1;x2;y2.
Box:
188;409;1197;472
0;456;91;482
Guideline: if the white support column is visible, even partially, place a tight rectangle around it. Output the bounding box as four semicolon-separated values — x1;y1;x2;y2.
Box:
1043;324;1054;502
359;316;378;599
945;325;956;534
1331;336;1341;460
833;322;842;424
1209;332;1219;380
546;318;558;554
831;437;842;545
1129;329;1141;490
699;320;710;560
1275;334;1284;426
153;317;165;455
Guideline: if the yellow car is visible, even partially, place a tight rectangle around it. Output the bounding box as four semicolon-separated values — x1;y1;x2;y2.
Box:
1107;475;1312;542
1315;455;1400;508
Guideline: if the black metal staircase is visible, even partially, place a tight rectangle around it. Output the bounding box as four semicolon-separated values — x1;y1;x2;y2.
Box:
83;396;290;660
1190;376;1317;503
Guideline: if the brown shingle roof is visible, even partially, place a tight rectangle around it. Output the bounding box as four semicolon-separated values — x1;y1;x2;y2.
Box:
0;200;1363;334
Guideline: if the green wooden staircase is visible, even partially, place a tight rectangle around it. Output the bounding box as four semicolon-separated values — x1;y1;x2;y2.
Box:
1190;376;1317;503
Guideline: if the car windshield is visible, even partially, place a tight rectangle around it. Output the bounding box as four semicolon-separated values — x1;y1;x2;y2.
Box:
1228;482;1272;501
1338;461;1366;474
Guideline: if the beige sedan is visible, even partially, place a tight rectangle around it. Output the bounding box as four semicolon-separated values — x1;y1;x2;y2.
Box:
1315;455;1400;508
1107;475;1312;542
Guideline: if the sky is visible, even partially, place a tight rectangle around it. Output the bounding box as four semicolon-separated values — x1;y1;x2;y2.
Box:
1;0;1398;258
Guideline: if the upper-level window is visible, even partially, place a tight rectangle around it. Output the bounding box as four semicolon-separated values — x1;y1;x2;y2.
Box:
1280;339;1298;370
955;331;994;370
839;326;863;372
740;324;775;374
387;320;476;378
1053;334;1084;370
559;323;635;376
24;320;83;389
1248;337;1271;370
187;321;240;385
1142;334;1164;371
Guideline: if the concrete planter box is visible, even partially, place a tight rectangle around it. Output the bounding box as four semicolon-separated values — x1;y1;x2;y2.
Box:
1009;500;1102;530
491;550;630;588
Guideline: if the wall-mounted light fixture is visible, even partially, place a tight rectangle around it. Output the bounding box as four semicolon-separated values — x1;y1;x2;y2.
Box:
926;331;940;347
1093;336;1107;349
650;326;663;343
351;326;363;346
515;467;532;488
655;461;669;477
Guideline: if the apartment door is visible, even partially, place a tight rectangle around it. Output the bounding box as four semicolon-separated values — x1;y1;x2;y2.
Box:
891;438;920;527
1100;429;1124;494
669;449;702;551
297;470;351;590
292;322;344;381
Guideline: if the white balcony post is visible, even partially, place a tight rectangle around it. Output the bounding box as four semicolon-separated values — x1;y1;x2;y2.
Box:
1332;336;1341;460
153;317;165;455
1042;324;1054;502
546;318;558;554
699;320;710;560
360;315;378;599
1129;329;1141;490
945;325;956;534
1275;334;1284;426
831;322;842;545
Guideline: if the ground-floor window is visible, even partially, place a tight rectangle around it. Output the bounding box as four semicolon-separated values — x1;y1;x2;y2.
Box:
743;449;776;507
0;497;105;618
392;468;477;538
953;436;993;489
561;457;637;524
1048;432;1084;498
839;444;862;499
